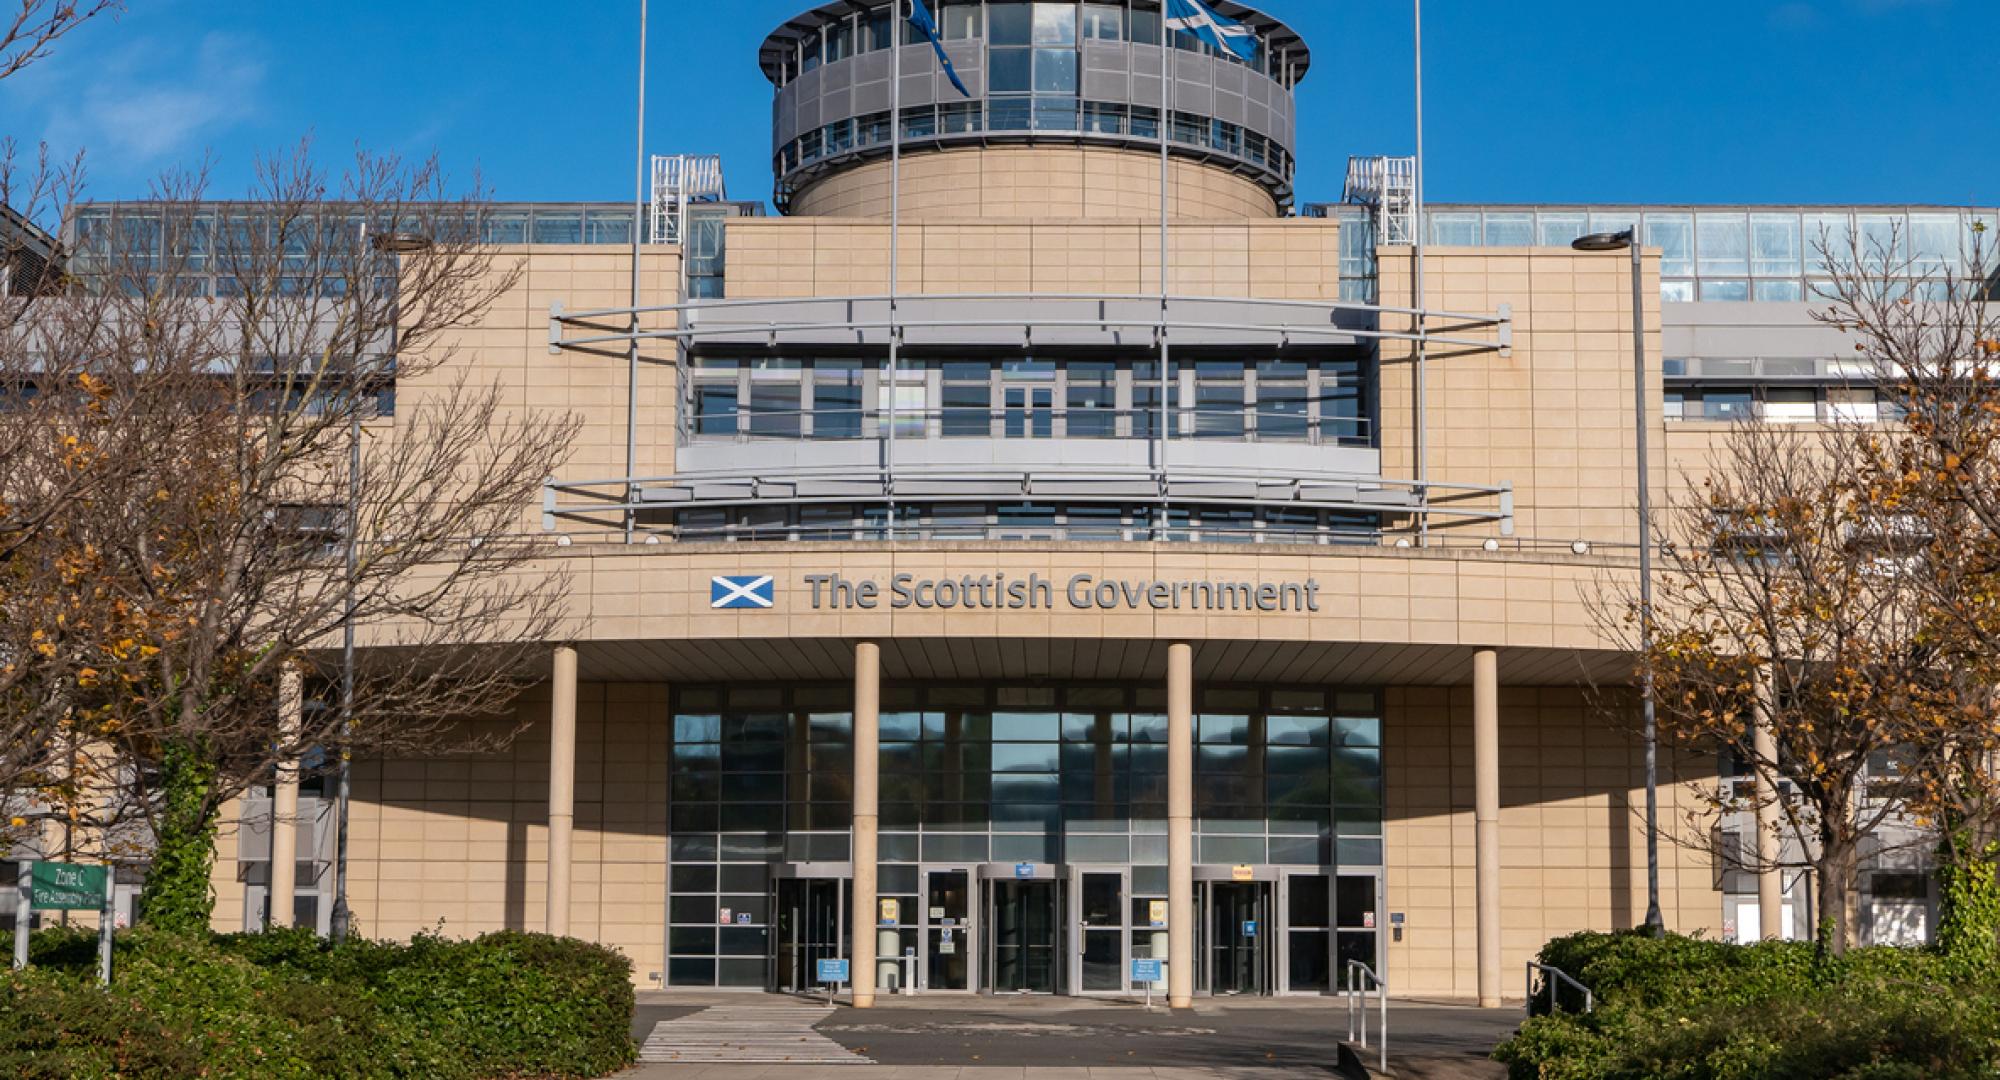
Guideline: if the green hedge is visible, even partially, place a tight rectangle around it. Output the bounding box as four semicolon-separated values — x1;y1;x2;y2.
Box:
1497;931;2000;1080
0;927;635;1080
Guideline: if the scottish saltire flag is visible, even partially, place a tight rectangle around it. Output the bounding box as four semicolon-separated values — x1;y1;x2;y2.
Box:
908;0;972;98
1165;0;1259;61
711;575;775;610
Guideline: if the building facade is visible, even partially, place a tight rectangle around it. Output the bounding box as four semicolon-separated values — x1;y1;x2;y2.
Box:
28;1;1978;1002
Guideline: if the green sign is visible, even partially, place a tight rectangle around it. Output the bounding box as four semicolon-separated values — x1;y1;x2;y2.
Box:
29;862;108;911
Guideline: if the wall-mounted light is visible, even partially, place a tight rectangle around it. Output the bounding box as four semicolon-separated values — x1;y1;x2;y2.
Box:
1570;539;1592;556
1482;538;1501;553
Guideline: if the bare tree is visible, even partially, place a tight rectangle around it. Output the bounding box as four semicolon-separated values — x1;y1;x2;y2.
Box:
1607;414;1948;953
0;144;579;932
0;0;118;83
1825;226;2000;876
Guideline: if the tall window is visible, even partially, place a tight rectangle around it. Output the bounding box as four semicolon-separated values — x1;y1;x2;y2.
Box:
863;5;894;51
942;361;992;437
1066;361;1118;438
812;361;864;440
825;16;853;64
1082;2;1124;41
1255;359;1309;440
1194;361;1247;439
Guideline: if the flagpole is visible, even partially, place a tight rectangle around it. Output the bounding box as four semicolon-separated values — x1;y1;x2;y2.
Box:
886;5;902;542
1157;8;1172;541
626;0;647;545
1413;0;1429;547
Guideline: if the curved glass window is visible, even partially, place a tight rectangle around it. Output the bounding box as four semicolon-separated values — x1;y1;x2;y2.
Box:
988;1;1031;43
1034;2;1077;44
769;2;1299;199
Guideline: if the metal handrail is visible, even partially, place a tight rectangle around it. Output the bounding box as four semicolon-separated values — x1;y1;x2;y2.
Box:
542;462;1515;533
555;289;1511;328
1345;960;1388;1076
1524;961;1595;1017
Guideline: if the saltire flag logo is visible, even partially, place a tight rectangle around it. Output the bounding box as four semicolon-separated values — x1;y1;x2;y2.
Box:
907;0;973;98
1165;0;1258;62
711;575;775;610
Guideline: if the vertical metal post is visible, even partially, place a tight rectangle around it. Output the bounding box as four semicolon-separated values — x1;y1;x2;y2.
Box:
331;225;365;944
886;5;903;541
97;863;113;986
626;0;648;544
1157;12;1172;540
12;861;29;969
1632;236;1663;935
1412;0;1429;546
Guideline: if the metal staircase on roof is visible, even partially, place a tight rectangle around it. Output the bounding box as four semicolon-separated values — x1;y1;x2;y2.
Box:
1343;155;1418;246
650;155;729;245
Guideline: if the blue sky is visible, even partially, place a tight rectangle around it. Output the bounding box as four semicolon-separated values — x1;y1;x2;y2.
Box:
0;0;1987;211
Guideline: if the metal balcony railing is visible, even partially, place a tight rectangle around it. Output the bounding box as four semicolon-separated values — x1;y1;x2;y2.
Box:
544;461;1513;536
686;404;1374;447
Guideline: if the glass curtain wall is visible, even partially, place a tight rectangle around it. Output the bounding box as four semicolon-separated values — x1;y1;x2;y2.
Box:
1412;206;1998;304
666;684;1385;989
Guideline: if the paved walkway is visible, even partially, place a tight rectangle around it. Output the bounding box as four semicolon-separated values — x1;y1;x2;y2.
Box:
639;1004;875;1066
622;1069;1346;1079
621;995;1518;1079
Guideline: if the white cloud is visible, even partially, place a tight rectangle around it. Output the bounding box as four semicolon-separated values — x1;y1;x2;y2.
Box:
23;30;267;165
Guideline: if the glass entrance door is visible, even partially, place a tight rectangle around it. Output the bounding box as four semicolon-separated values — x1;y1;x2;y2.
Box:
1207;883;1271;995
923;869;973;991
1283;872;1333;993
1074;870;1129;993
773;878;845;993
988;880;1063;993
1336;873;1383;989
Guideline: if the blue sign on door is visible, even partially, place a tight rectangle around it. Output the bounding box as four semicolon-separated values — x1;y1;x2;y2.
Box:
816;959;850;984
1131;958;1165;983
1014;862;1035;879
1242;920;1258;938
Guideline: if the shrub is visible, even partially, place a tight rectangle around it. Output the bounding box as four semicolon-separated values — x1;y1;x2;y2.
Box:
1497;931;2000;1080
0;927;635;1079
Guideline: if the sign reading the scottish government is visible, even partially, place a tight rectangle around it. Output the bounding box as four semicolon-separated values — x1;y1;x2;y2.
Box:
800;572;1321;613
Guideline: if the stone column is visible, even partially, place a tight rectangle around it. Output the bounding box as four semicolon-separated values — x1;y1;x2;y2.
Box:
1473;648;1502;1008
1167;642;1195;1009
1754;688;1784;940
268;666;303;929
852;642;881;1008
547;645;578;938
268;668;302;928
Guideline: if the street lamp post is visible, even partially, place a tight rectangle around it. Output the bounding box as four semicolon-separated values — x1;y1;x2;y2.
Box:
330;229;432;943
1572;228;1665;936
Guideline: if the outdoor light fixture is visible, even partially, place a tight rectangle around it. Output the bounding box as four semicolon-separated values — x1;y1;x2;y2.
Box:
1571;229;1635;253
645;535;663;546
1482;538;1501;552
1572;221;1667;936
370;232;433;254
1570;539;1592;556
1394;538;1413;549
555;535;574;547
